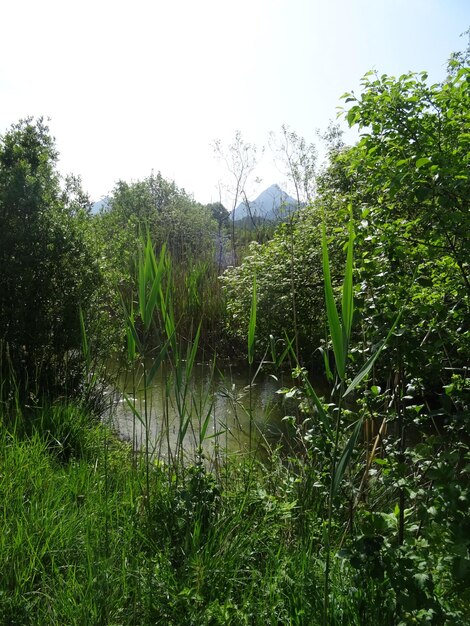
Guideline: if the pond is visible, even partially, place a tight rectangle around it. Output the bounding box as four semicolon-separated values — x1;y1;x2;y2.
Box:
109;360;301;463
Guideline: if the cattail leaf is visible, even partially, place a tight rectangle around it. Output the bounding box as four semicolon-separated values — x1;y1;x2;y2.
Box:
343;309;403;398
186;322;201;379
341;210;355;344
178;414;192;443
320;346;334;383
126;298;136;362
138;250;146;323
199;404;215;443
144;268;162;330
248;274;257;365
300;369;334;440
79;307;90;368
322;222;345;379
332;418;363;498
123;394;145;426
146;339;171;386
121;294;142;354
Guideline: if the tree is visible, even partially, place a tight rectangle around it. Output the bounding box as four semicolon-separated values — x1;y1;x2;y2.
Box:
269;124;318;208
0;118;101;389
212;131;261;263
96;172;223;349
220;204;340;360
101;171;216;264
204;201;229;272
323;52;470;389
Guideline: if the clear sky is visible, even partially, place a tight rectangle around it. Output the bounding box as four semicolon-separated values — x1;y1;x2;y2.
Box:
1;0;469;205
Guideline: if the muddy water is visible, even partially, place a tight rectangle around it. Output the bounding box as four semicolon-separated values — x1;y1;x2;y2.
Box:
110;361;293;462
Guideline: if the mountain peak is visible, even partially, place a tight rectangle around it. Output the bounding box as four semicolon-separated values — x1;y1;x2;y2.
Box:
233;185;297;221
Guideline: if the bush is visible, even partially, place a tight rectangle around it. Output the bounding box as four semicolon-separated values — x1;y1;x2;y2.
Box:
0;118;101;393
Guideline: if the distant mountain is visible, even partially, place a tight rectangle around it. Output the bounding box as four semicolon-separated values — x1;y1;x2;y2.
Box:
232;184;298;221
91;196;111;214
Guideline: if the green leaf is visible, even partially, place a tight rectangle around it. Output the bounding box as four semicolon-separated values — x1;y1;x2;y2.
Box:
332;418;363;498
343;309;402;397
121;294;142;355
79;307;90;368
248;274;257;365
299;369;334;440
138;249;146;323
322;221;345;379
341;209;355;344
415;157;431;169
320;346;334;383
123;394;145;427
126;298;136;362
146;339;171;386
185;322;201;380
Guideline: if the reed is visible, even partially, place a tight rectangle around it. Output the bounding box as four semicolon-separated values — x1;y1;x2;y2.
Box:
2;217;462;625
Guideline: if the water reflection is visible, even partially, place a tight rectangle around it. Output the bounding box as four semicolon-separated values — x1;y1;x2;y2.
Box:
111;361;289;461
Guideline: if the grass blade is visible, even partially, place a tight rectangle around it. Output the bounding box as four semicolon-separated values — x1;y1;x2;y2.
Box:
341;210;355;344
322;221;345;380
248;274;257;365
79;307;90;369
343;309;403;398
332;417;363;498
145;338;172;387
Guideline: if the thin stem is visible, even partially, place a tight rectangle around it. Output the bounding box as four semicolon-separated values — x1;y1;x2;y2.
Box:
143;357;150;519
323;378;344;626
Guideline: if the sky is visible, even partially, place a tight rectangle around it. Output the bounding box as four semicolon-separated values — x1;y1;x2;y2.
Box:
1;0;469;206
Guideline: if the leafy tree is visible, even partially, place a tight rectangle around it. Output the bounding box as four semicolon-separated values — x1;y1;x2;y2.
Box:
269;124;318;207
212;131;261;263
329;55;470;389
100;172;216;264
95;172;223;350
220;204;342;360
0;118;101;389
205;201;229;230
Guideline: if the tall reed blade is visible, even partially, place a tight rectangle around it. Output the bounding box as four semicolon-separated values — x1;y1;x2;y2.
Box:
322;222;345;380
248;275;257;366
126;297;136;363
332;417;363;498
343;309;403;398
79;307;90;370
341;208;355;345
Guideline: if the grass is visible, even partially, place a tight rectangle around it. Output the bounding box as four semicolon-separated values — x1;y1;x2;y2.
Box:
1;398;402;626
2;227;468;625
2;385;469;624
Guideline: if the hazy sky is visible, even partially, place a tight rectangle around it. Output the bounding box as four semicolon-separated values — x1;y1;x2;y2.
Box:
1;0;469;205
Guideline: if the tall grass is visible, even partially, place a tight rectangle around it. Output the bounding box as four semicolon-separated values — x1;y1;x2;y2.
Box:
3;394;398;625
2;223;466;625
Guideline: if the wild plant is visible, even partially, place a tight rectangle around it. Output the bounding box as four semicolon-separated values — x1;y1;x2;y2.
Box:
277;207;402;624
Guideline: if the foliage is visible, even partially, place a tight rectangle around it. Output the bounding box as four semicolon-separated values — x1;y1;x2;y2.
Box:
2;40;470;626
328;58;470;390
0;118;101;391
104;172;216;263
94;172;223;351
269;124;318;205
220;203;346;361
213;131;261;264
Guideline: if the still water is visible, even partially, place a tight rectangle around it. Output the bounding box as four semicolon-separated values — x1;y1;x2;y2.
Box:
110;361;292;462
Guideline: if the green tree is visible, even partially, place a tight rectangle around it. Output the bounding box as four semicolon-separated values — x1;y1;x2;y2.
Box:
95;172;223;350
0;118;101;389
329;55;470;389
101;172;216;264
212;131;261;263
220;204;339;360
